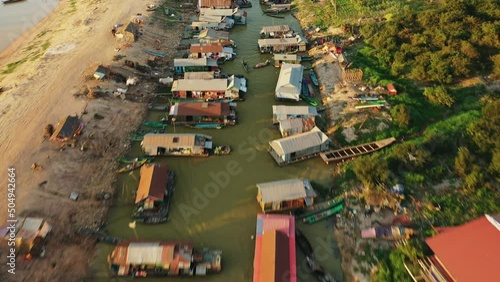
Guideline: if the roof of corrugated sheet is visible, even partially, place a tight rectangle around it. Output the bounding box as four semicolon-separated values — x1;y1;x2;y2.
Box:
184;71;215;79
0;217;52;240
52;115;81;139
198;29;229;40
275;64;303;95
256;179;313;203
279;118;304;131
425;214;500;282
142;134;198;148
200;7;235;16
260;25;291;34
171;102;230;117
198;14;224;23
253;214;296;282
269;127;329;156
112;242;175;265
199;0;232;7
135;164;169;204
258;38;300;47
272;105;318;116
174;58;218;67
260;231;290;282
171;79;228;91
190;43;224;54
273;54;300;61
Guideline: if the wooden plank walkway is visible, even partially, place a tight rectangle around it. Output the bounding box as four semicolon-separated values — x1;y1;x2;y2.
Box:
320;137;396;164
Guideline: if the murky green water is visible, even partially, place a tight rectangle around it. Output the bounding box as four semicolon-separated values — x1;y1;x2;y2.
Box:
92;4;343;282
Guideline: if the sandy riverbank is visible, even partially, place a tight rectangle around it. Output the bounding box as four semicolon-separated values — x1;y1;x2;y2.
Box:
0;0;192;280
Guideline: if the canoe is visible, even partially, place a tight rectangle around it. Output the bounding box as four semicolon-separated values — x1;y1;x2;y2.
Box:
301;79;309;97
187;123;223;129
116;159;148;173
301;56;313;61
214;145;231;155
309;71;319;86
303;204;343;224
297;197;344;219
144;49;167;58
265;14;285;19
295;229;314;257
300;94;318;107
242;60;249;72
143;121;168;128
254;60;270;68
354;100;386;109
116;157;154;164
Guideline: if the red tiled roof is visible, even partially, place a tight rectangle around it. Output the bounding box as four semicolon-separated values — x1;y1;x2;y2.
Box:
426;215;500;282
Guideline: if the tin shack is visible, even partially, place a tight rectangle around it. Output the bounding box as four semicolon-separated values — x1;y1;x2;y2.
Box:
142;133;213;157
169;102;236;126
256;178;317;213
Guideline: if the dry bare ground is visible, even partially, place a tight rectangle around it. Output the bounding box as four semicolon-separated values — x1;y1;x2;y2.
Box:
0;0;191;281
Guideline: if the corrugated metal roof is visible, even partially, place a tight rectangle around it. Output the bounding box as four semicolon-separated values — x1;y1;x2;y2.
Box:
171;102;230;117
136;164;169;204
184;71;214;79
191;21;220;28
174;58;218;67
171;78;228;91
272;105;318;116
198;14;224;23
198;29;229;40
275;64;303;100
258;38;300;47
425;215;500;282
273;54;300;61
190;43;224;54
200;7;235;16
257;179;313;203
260;25;291;34
269;127;329;156
279;118;304;131
142;133;209;148
199;0;232;8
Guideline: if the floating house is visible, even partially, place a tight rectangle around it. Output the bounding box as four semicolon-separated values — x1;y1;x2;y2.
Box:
256;179;317;213
171;78;228;100
133;164;175;224
197;29;230;44
169;102;236;126
273;54;301;67
141;133;213;157
275;64;303;101
260;25;292;38
227;74;247;96
278;117;315;137
253;214;297;282
51;115;84;142
174;58;218;74
200;8;247;25
190;43;235;61
258;35;307;54
109;241;222;277
272;105;318;124
191;21;231;31
0;217;52;257
268;127;330;166
405;214;500;282
198;0;232;9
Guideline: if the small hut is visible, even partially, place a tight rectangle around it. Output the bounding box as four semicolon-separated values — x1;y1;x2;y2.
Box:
115;22;139;43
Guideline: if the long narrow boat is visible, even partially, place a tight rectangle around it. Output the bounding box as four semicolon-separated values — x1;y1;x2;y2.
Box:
303;204;343;224
295;229;314;257
186;123;223;129
265;13;285;19
301;79;309;97
354;100;386;109
296;197;344;219
300;94;318;107
305;77;315;97
144;49;167;58
301;56;313;61
143;121;168;128
2;0;25;4
128;133;144;141
320;137;397;164
116;157;154;164
309;71;319;86
254;60;270;68
116;159;148;173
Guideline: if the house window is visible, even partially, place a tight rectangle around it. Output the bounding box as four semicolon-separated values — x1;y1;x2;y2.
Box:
173;137;179;143
291;152;296;158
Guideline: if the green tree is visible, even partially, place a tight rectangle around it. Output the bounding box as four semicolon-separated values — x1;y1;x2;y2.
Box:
423;85;455;107
491;54;500;79
391;105;411;128
455;147;475;178
353;154;390;189
468;99;500;152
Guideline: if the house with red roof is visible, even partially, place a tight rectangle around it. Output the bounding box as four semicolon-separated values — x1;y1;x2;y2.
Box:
253;214;296;282
408;214;500;282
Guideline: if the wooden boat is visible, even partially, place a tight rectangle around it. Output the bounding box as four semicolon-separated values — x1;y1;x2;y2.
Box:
300;94;318;107
361;226;416;240
2;0;25;4
354;100;386;109
350;94;380;101
144;49;167;58
187;123;223;129
254;60;270;68
116;160;147;173
242;60;249;72
296;197;344;219
116;157;154;164
303;204;343;224
143;121;168;128
309;71;319;86
265;14;285;19
320;137;396;164
128;133;144;141
214;146;231;155
301;79;309;97
147;103;170;111
301;56;313;61
295;229;314;257
238;0;252;8
305;77;315;97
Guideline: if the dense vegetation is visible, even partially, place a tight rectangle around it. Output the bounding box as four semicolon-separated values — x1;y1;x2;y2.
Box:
311;0;500;281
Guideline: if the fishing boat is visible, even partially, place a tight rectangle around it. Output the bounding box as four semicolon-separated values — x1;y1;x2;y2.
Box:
309;71;319;86
116;159;148;173
300;94;318;107
350;94;380;101
238;0;252;8
143;121;168;128
254;60;270;68
303;204;343;224
265;14;285;19
144;49;167;58
301;79;309;97
116;157;154;164
301;56;313;61
242;60;249;72
295;229;314;257
354;100;386;109
2;0;25;4
147;103;170;111
186;123;223;129
305;77;315;97
214;145;231;155
296;197;344;219
128;133;144;142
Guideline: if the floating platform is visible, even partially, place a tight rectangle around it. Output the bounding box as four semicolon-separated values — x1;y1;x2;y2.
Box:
320;137;396;164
